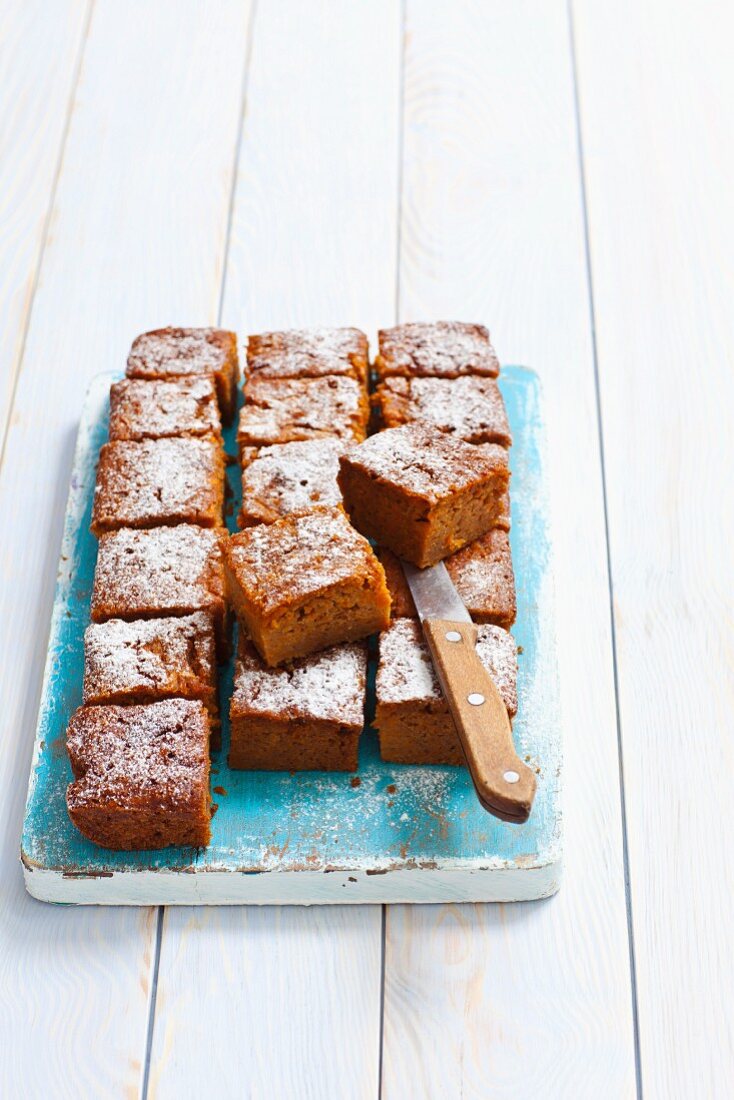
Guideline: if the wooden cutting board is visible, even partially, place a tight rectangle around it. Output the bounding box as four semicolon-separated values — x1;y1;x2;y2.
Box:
21;366;561;904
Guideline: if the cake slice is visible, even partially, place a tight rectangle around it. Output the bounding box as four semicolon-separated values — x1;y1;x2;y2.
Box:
108;376;222;442
90;525;229;660
338;425;509;568
238;437;344;527
223;505;391;666
375;321;500;380
82;613;219;741
229;634;367;771
375;374;511;446
66;699;211;850
237;375;368;457
91;436;224;535
378;528;516;627
247;327;369;386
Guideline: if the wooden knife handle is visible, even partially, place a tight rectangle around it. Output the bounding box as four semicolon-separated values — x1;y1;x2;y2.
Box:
422;618;536;823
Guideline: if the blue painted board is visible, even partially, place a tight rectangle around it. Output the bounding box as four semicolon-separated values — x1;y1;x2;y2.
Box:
22;367;561;904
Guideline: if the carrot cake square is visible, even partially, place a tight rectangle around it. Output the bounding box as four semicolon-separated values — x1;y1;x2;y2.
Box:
375;375;511;446
90;437;224;536
247;327;369;386
90;525;229;659
108;377;222;442
375;618;518;765
66;699;211;850
82;612;218;721
229;634;367;771
375;321;500;380
338;425;510;568
223;505;391;666
238;437;344;527
126;327;239;424
237;375;368;457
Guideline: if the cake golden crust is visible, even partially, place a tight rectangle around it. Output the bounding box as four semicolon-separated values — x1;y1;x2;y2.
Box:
223;505;391;666
375;321;500;380
126;327;240;424
66;699;211;849
338;425;510;567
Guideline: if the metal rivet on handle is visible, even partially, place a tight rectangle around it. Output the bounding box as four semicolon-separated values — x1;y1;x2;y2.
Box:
445;630;462;642
467;693;485;706
503;770;520;784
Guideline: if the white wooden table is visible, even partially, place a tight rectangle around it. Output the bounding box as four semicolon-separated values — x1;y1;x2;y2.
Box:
1;2;731;1096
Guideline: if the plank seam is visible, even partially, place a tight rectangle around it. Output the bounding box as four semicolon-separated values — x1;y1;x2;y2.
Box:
0;0;94;478
394;0;407;323
217;0;260;324
381;7;407;1090
567;3;643;1096
378;903;387;1100
140;907;165;1100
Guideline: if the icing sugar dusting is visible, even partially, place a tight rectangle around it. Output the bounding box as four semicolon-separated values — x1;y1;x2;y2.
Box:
247;327;368;380
92;437;223;529
127;327;231;376
83;612;215;700
341;424;508;502
225;506;379;612
376;617;517;716
66;699;209;811
109;377;221;441
378;375;511;445
240;437;343;524
92;525;224;613
239;375;366;447
377;321;500;378
232;638;367;726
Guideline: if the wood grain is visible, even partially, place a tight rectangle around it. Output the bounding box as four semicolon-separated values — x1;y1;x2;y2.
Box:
0;0;90;445
0;3;251;1096
573;1;734;1094
148;3;401;1096
381;3;638;1096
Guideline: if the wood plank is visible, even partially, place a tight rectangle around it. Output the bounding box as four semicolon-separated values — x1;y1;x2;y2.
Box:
0;3;251;1096
0;0;89;443
572;2;734;1094
381;4;638;1097
148;2;401;1095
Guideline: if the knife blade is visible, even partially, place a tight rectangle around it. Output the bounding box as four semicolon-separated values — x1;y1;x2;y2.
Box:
401;558;536;823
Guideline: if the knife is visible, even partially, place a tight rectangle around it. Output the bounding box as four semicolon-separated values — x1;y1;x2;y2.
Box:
401;559;536;823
